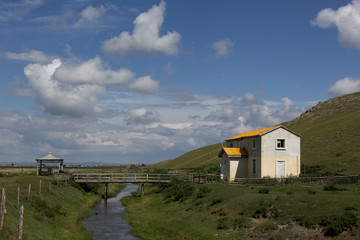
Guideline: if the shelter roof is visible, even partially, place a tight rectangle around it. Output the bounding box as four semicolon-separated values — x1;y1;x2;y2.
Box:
36;152;64;161
218;148;248;157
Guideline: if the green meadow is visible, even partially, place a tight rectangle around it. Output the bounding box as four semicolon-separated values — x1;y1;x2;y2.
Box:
122;180;360;239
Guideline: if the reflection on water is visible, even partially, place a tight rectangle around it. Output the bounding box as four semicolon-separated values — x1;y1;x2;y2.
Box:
82;184;142;240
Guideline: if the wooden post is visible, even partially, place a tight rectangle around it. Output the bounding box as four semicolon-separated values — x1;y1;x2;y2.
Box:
18;205;24;240
0;188;6;231
17;187;20;210
27;184;31;200
141;184;145;197
39;180;42;196
104;183;108;199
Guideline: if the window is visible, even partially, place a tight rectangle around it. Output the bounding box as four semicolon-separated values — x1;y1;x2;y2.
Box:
252;159;256;175
276;139;286;149
252;139;256;149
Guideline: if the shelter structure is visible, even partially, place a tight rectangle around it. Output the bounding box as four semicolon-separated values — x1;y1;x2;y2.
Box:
36;152;64;175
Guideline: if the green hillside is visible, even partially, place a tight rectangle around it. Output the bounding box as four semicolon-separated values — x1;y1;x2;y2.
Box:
283;91;360;175
151;143;223;173
152;92;360;175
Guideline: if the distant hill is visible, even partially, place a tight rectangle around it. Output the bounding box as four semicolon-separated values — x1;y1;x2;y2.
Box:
152;92;360;175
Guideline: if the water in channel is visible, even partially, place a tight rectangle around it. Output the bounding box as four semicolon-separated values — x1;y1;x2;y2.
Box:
82;183;142;240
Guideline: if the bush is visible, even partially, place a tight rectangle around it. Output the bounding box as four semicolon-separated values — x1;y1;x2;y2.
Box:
323;184;345;191
217;217;230;230
29;196;66;220
308;190;317;195
210;197;224;206
160;179;194;202
196;186;212;198
233;217;250;229
321;213;357;237
258;188;270;194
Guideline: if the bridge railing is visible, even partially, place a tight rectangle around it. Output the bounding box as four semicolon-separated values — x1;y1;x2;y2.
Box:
72;172;222;183
73;173;189;183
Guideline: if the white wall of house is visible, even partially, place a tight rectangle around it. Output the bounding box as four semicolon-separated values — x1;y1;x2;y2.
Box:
223;127;301;179
261;128;301;178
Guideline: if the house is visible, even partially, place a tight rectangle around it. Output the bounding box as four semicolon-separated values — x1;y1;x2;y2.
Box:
218;125;300;181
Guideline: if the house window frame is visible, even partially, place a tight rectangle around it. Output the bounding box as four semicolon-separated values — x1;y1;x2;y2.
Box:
252;138;256;149
252;159;256;175
276;138;286;150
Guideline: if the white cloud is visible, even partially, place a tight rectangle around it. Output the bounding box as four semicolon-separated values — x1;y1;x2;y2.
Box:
74;5;105;28
22;55;161;117
102;1;180;55
24;59;105;117
3;50;55;63
327;77;360;96
125;108;160;125
128;76;159;94
311;0;360;49
208;38;235;59
53;56;134;85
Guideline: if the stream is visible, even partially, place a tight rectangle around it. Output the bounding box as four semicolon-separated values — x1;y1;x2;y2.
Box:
82;183;142;240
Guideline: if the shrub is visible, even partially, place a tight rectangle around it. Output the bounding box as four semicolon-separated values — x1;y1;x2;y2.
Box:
210;197;224;206
258;188;270;194
217;217;230;230
308;190;317;195
323;184;344;191
233;217;250;229
321;213;357;237
160;180;194;202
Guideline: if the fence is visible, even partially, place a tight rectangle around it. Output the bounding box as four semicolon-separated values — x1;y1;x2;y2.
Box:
230;175;359;186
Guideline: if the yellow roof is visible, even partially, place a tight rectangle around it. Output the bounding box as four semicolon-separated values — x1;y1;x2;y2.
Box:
219;148;248;157
226;125;280;141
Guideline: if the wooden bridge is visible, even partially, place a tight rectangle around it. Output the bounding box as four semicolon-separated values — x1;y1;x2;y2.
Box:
73;172;220;184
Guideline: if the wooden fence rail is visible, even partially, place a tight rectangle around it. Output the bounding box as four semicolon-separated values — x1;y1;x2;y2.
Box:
229;175;359;185
72;173;222;184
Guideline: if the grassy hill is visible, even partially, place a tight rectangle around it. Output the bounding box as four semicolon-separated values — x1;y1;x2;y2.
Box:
283;91;360;175
152;92;360;175
151;143;223;173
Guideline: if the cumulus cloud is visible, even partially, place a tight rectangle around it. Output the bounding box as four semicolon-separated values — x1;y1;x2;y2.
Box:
24;59;105;117
102;1;180;55
53;56;134;85
327;77;360;96
23;57;156;117
208;38;235;60
3;50;55;63
125;108;160;125
311;0;360;49
128;76;159;94
205;107;238;122
74;5;105;28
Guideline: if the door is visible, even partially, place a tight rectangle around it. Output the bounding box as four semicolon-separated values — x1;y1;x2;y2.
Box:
276;160;286;178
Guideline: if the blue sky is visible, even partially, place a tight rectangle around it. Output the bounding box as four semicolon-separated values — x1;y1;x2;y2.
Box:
1;0;360;164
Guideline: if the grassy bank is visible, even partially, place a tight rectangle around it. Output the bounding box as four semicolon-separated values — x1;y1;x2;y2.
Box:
0;174;124;240
122;181;360;239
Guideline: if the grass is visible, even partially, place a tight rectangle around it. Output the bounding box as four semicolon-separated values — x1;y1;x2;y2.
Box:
0;174;124;240
122;181;360;239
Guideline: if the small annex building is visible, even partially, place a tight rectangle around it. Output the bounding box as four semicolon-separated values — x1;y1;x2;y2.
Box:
218;125;301;181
